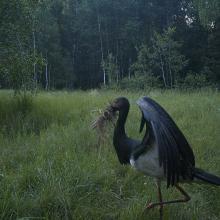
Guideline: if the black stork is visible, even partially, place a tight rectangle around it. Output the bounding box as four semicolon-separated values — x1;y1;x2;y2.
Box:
92;96;220;219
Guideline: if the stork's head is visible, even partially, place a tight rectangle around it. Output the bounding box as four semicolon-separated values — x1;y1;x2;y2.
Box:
91;97;130;131
110;97;130;111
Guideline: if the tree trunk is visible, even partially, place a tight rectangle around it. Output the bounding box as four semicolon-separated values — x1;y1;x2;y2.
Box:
45;63;48;90
168;62;173;88
128;58;131;80
49;65;51;89
168;43;173;88
72;43;77;88
33;31;37;89
116;40;119;83
45;58;48;90
97;13;106;85
160;54;167;88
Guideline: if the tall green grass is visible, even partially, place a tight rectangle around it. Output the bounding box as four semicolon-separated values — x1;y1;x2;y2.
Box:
0;89;220;219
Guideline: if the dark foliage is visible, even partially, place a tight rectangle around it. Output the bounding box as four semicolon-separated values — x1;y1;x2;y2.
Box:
0;0;219;90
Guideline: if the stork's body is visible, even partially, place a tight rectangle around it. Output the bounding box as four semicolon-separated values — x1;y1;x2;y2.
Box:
109;96;220;219
130;142;164;179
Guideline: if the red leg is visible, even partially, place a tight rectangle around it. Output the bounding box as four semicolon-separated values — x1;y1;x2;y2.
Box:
146;184;190;210
158;181;163;220
145;180;163;219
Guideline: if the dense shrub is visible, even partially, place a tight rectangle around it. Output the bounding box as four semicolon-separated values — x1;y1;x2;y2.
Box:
108;75;163;91
177;73;214;89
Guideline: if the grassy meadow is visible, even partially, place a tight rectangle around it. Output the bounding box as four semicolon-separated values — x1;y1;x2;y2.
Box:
0;89;220;220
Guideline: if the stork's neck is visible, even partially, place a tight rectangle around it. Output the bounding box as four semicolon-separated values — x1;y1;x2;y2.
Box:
114;105;129;139
113;104;132;164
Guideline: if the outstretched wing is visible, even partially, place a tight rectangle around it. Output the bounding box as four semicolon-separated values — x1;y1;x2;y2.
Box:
137;96;195;187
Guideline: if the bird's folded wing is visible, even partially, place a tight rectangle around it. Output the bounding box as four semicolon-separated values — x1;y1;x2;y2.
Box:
137;96;195;187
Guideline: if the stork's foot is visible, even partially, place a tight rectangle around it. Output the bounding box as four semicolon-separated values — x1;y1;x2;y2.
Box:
146;202;163;209
145;202;164;220
146;202;155;209
142;201;152;214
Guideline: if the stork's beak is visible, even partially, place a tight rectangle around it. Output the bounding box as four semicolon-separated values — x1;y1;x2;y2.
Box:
110;101;118;111
111;102;116;108
107;105;117;127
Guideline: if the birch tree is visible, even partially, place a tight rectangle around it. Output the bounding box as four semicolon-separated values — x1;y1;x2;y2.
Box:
151;27;188;88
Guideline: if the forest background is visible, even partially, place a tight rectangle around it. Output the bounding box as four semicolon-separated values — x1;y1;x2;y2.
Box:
0;0;219;92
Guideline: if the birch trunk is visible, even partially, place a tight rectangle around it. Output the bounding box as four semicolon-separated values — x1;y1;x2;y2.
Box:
168;43;173;88
116;40;119;83
45;61;48;90
45;63;48;90
160;54;167;88
33;31;37;89
128;58;131;80
97;14;106;85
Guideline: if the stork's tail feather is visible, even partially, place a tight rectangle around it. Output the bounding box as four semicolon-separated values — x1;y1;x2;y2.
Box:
194;168;220;186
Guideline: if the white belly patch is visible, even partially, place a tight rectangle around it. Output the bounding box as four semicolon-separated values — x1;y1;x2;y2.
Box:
130;145;164;178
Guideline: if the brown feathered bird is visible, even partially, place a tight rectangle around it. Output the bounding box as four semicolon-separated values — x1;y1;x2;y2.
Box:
93;96;220;219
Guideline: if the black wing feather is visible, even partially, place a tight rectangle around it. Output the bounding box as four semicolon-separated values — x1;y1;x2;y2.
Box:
139;112;145;133
137;96;195;187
